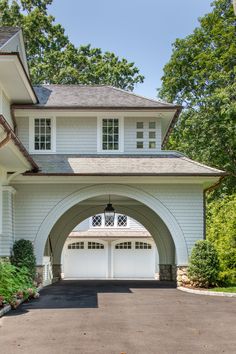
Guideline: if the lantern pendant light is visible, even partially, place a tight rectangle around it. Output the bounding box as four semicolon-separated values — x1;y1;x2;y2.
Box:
104;195;115;223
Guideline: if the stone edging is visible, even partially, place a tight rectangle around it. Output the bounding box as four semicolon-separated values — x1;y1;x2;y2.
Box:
0;285;43;318
178;286;236;297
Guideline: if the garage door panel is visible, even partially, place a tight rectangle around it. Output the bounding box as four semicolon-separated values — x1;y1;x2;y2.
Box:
64;244;107;278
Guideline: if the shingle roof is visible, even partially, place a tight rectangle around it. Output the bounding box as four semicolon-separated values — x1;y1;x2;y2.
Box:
0;27;20;49
27;153;225;176
33;84;178;108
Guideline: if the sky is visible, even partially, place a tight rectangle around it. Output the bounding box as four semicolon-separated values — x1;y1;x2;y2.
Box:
49;0;213;99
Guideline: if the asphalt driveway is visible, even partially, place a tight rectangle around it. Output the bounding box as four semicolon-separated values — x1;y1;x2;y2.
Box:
0;280;235;354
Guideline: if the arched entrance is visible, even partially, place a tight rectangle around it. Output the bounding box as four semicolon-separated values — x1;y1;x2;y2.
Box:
34;184;188;282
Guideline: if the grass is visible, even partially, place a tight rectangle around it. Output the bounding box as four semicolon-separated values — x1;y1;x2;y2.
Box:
208;286;236;293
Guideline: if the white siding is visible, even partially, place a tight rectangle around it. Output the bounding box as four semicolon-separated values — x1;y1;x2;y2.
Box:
15;117;29;150
13;183;203;260
0;189;14;256
124;117;162;153
0;89;13;127
56;117;97;154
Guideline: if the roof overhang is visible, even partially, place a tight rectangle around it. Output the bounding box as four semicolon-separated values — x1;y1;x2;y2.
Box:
0;114;38;172
0;53;38;104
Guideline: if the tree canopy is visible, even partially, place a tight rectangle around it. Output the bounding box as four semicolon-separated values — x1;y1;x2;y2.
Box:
0;0;144;90
159;0;236;196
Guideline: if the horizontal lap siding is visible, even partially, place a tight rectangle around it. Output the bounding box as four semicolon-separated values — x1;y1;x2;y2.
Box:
124;117;162;153
13;183;204;258
56;117;97;154
0;191;14;256
15;117;29;150
143;184;204;253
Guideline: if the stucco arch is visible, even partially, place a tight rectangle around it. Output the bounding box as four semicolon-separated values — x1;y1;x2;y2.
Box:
34;183;188;265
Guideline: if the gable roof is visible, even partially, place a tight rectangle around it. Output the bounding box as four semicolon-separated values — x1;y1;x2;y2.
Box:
0;27;20;49
27;153;225;176
32;85;179;109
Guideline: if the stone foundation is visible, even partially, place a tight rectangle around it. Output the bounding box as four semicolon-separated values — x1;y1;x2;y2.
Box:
159;264;173;281
35;265;44;286
177;266;189;287
52;264;62;281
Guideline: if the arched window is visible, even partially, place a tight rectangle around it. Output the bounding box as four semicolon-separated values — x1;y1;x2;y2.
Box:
135;242;152;249
115;242;132;249
68;242;84;249
88;242;104;249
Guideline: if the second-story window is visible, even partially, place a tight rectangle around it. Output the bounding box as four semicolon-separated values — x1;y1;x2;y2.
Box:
102;118;119;151
34;118;51;151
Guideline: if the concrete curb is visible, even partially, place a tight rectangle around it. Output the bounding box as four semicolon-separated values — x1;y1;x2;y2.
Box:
0;286;43;318
178;286;236;297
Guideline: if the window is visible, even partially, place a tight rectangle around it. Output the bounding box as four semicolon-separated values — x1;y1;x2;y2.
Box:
149;141;156;149
149;122;156;129
102;118;119;151
137;141;143;149
34;118;51;151
136;121;144;150
88;242;104;249
149;131;156;139
135;242;152;249
92;215;102;227
115;242;132;249
105;216;114;227
148;120;156;150
117;215;127;227
68;242;84;249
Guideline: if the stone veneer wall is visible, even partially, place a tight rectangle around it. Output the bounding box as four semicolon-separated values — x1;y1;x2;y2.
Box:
177;266;189;287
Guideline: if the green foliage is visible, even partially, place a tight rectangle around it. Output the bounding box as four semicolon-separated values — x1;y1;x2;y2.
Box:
207;194;236;285
159;0;236;195
11;239;36;280
188;240;220;288
0;0;144;90
0;261;35;303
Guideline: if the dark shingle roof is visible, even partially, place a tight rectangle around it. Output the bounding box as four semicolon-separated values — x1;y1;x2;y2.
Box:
33;85;178;108
28;153;225;176
0;27;20;48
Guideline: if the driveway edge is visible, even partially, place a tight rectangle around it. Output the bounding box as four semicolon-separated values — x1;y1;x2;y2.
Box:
178;286;236;297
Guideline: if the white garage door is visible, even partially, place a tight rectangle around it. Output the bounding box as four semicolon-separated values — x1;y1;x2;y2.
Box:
113;241;155;278
64;241;107;278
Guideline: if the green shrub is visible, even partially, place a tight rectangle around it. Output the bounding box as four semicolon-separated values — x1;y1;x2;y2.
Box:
11;239;36;280
0;261;35;304
188;240;220;288
207;194;236;286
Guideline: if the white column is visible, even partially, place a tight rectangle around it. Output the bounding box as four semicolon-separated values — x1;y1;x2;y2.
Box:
0;186;16;257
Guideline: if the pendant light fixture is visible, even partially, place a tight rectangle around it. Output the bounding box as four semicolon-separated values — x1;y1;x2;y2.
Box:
104;195;115;223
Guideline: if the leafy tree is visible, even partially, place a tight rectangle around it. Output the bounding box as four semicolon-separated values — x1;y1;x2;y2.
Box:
0;0;144;90
159;0;236;195
207;194;236;285
11;239;36;280
188;240;220;288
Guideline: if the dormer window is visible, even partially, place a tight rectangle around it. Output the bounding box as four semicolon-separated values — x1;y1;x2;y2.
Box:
29;117;56;153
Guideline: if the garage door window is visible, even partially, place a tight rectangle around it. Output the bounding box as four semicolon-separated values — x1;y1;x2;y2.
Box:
115;242;132;249
88;242;104;249
68;242;84;249
135;242;152;249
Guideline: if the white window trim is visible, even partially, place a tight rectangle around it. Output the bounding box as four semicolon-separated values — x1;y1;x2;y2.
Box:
97;116;124;153
29;116;56;153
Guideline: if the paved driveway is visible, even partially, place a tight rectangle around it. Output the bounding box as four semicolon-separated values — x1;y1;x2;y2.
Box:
0;280;235;354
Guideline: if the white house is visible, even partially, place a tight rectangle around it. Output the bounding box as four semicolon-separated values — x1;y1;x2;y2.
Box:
0;27;225;285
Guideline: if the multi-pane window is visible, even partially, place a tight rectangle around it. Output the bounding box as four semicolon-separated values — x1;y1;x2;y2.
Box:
136;121;144;149
135;242;152;249
105;216;114;227
68;242;84;249
91;214;128;228
115;242;132;249
102;118;119;150
88;242;104;249
117;215;127;227
148;121;156;149
92;215;102;227
34;118;51;150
